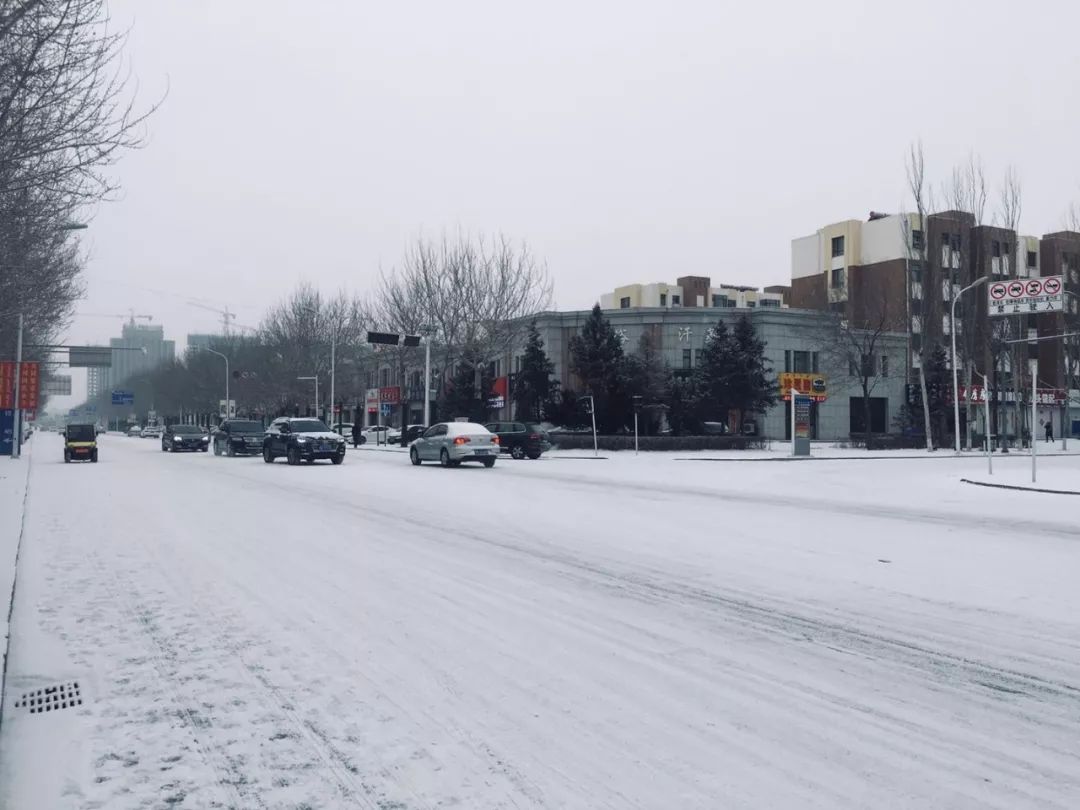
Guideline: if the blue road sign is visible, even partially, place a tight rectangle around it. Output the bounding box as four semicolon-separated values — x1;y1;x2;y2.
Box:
380;403;392;416
111;390;134;406
0;409;13;456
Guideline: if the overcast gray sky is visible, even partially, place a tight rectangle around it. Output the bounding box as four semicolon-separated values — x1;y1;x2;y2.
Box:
62;0;1080;383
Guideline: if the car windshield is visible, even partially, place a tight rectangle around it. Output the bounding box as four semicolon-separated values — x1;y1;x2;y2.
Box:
289;420;328;432
172;425;203;434
229;421;263;432
67;425;95;441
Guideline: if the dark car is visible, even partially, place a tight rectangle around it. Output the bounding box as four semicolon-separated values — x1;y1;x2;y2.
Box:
399;424;427;446
263;417;346;465
484;421;551;460
214;419;266;456
161;424;210;452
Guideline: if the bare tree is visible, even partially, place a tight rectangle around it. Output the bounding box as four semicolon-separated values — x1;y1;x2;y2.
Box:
372;232;553;411
904;142;935;450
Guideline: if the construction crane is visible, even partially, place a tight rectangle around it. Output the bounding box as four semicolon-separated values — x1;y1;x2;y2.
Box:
79;309;154;325
187;301;257;335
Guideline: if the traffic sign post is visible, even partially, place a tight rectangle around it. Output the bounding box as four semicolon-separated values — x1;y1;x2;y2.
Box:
988;275;1064;316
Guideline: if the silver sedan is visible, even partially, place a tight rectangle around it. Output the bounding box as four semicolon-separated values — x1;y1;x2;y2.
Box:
409;422;499;468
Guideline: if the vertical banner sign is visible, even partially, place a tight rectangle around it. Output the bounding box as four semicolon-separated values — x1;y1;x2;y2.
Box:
0;362;15;409
18;362;40;409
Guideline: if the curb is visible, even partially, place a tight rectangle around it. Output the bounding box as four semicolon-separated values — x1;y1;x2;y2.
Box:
960;478;1080;496
676;451;1080;462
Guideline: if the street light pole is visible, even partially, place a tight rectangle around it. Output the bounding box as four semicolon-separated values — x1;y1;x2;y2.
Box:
952;276;988;453
202;347;229;421
423;334;432;427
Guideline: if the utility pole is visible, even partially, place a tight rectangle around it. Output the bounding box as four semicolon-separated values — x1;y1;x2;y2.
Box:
11;314;23;460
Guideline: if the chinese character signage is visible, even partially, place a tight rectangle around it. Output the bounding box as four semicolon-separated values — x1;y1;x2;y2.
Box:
958;385;1065;405
378;386;400;405
987;276;1063;316
779;372;828;402
0;362;39;409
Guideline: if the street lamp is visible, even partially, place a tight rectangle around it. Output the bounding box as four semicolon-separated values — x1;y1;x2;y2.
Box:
420;324;435;426
298;376;318;418
301;307;334;426
951;276;988;453
10;221;87;460
199;347;230;421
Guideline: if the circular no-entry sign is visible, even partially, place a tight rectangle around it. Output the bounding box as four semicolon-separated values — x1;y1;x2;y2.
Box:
1043;277;1062;295
989;282;1007;300
1026;279;1043;296
1008;281;1025;298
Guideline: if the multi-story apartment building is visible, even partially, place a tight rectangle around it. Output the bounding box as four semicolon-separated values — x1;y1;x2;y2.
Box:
599;276;786;312
1035;232;1080;401
792;211;1080;439
87;321;175;396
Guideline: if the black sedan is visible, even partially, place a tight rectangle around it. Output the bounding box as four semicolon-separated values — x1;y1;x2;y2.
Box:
161;424;210;452
214;419;266;456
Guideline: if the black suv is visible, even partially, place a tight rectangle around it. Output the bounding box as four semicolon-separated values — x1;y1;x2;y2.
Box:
214;419;266;456
161;424;209;452
263;417;346;465
484;421;551;459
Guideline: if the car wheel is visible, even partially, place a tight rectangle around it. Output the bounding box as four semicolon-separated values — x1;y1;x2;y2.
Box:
263;447;275;463
483;457;496;468
91;450;98;463
63;450;70;463
287;447;300;466
161;442;167;452
331;453;344;465
226;443;235;457
213;442;222;456
440;448;452;468
410;447;421;466
526;450;542;460
510;445;525;460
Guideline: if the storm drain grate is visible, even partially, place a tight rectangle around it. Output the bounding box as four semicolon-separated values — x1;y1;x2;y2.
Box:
15;681;82;714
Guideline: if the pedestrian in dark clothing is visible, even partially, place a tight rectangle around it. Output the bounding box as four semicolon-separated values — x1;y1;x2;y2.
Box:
1045;420;1054;443
352;421;363;448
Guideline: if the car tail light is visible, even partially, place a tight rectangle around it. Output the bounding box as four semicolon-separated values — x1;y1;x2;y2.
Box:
491;436;500;444
528;433;539;440
453;436;471;445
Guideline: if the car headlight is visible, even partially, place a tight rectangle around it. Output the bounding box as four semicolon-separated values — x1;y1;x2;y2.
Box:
296;436;310;443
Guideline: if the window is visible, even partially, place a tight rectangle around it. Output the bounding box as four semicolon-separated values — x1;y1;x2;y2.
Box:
1027;251;1038;269
712;294;728;308
909;261;922;283
682;349;692;369
831;235;845;257
760;298;781;308
1072;269;1079;285
672;295;681;306
831;268;846;289
812;352;819;373
992;240;1001;258
746;300;756;308
912;229;924;250
660;293;667;306
880;355;888;377
695;349;703;367
792;350;812;373
620;296;631;309
784;350;791;372
380;368;390;387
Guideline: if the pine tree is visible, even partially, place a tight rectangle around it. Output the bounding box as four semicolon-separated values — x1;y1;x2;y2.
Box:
439;343;494;423
569;304;629;433
728;315;776;427
693;319;735;422
625;331;671;435
665;375;701;436
513;321;556;422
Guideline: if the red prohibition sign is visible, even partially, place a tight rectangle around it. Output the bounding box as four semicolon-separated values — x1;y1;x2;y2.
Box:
989;282;1007;300
1043;277;1062;295
1008;281;1025;297
1025;279;1043;296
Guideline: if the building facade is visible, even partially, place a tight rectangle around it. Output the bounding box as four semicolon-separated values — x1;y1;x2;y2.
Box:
599;276;786;312
510;307;908;441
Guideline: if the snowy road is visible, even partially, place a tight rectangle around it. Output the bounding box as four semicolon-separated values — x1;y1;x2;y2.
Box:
2;433;1079;809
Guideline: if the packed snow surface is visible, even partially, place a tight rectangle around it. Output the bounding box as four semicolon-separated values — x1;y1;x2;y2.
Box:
1;433;1078;808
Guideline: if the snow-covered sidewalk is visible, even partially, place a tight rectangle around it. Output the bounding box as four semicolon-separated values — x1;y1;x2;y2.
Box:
0;443;30;697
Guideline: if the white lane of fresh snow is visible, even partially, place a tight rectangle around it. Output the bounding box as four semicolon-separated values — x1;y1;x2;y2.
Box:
0;443;30;697
1;433;1079;809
